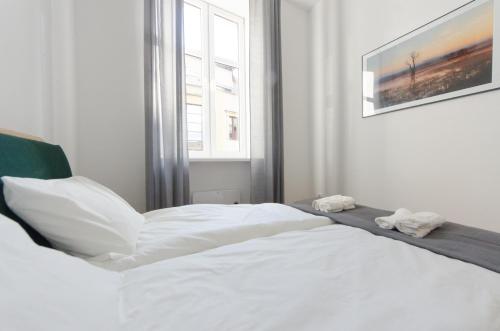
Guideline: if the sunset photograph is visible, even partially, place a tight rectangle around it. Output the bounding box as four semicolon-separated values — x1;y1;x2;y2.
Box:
365;0;494;110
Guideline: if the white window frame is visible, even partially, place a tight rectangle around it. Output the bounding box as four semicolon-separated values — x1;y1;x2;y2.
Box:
184;0;248;161
184;0;211;159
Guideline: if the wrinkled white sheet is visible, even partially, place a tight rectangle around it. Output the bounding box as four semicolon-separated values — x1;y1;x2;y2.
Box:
87;204;331;270
121;225;500;331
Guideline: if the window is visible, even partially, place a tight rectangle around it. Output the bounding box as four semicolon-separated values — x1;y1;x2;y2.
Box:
184;0;248;160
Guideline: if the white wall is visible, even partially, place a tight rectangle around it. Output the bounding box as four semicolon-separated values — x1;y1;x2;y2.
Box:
73;0;146;211
0;0;146;211
332;0;500;232
0;0;77;169
0;0;49;139
190;161;251;202
50;0;78;170
309;0;342;198
189;162;252;203
282;0;315;202
0;0;145;210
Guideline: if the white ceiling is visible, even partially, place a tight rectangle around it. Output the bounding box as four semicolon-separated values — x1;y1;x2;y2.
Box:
286;0;320;10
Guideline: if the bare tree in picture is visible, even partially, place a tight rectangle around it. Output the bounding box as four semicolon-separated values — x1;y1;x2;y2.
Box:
406;51;419;90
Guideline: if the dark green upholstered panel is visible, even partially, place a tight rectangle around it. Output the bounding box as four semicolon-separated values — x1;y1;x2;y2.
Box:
0;133;72;247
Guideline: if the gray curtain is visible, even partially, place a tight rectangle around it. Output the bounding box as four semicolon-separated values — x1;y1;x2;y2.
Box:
145;0;190;210
249;0;284;204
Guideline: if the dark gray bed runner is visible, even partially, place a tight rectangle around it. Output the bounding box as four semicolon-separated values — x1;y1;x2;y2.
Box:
290;200;500;274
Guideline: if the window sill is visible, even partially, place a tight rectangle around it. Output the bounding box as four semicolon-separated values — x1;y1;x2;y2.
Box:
189;158;250;163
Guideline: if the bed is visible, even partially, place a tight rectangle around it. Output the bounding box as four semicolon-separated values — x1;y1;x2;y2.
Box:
1;130;500;331
0;131;331;271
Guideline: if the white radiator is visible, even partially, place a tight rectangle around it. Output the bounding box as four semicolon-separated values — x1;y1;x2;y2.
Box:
192;190;241;204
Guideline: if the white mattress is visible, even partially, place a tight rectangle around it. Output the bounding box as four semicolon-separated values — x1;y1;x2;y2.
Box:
86;203;331;270
121;224;500;331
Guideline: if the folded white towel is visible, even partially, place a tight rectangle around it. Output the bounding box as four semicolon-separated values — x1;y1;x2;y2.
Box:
395;212;446;238
312;195;356;213
374;208;412;230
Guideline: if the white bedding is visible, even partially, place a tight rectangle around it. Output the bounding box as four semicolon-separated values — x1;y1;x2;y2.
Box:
4;211;500;330
0;215;122;331
87;203;331;270
121;224;500;331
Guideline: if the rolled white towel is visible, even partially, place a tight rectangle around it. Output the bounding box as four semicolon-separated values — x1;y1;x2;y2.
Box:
395;212;446;238
341;196;356;210
317;200;344;213
312;195;356;213
312;195;341;210
375;208;412;230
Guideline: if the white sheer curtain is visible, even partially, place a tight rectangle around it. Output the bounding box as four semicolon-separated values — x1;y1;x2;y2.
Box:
144;0;190;210
249;0;284;204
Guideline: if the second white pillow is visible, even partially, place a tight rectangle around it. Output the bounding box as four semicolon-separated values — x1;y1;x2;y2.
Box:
2;176;144;257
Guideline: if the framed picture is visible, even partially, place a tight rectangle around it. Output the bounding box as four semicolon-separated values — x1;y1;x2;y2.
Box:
362;0;500;117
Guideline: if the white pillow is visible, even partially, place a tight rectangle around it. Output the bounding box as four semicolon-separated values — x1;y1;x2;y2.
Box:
2;176;144;257
0;214;121;331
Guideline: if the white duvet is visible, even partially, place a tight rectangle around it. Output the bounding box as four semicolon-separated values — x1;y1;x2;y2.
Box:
86;203;331;270
121;225;500;331
3;214;500;331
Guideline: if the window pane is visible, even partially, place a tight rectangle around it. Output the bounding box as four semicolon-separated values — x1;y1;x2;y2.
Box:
185;55;202;90
213;16;241;154
213;15;239;64
187;104;203;151
185;55;204;152
184;4;202;54
184;2;205;154
214;81;240;153
215;63;239;94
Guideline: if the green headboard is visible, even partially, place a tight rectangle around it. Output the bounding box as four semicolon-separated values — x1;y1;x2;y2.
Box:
0;133;72;247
